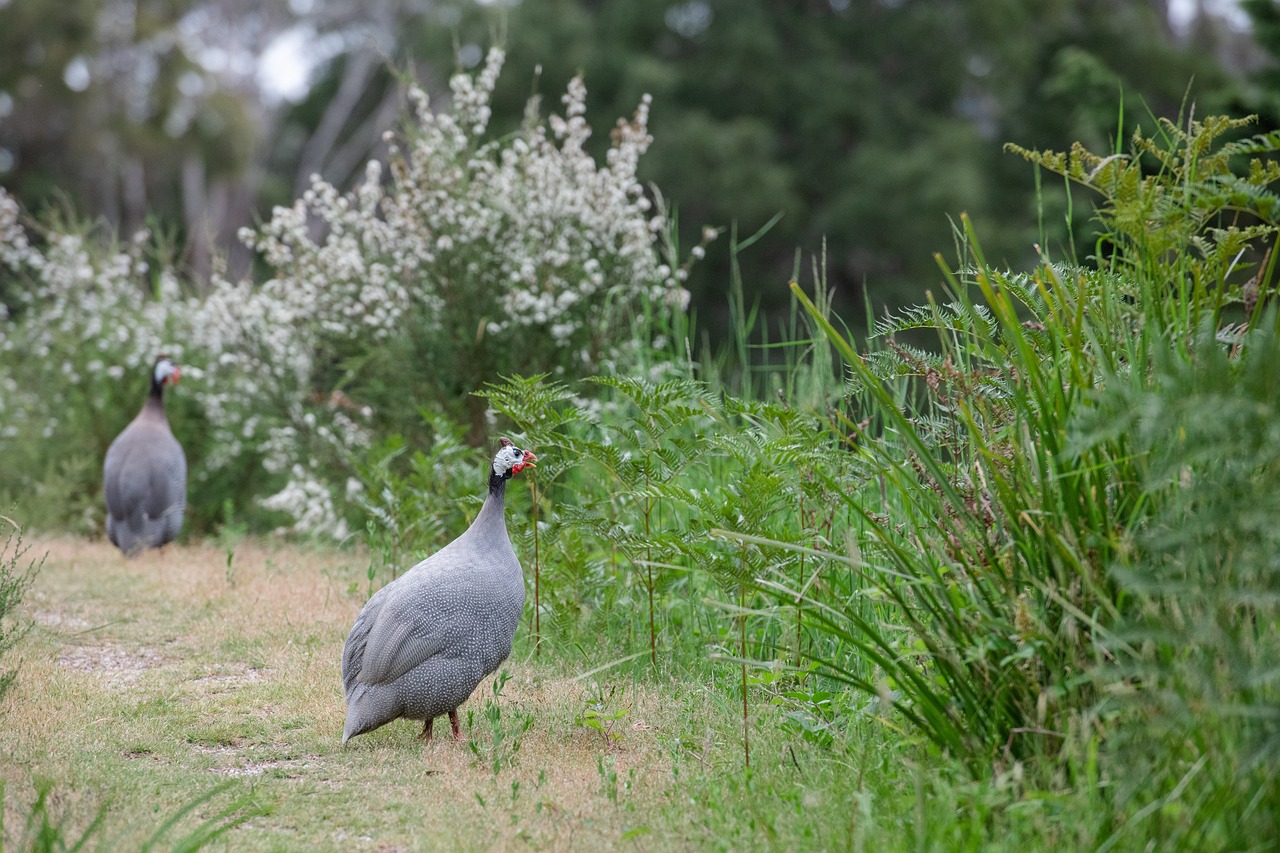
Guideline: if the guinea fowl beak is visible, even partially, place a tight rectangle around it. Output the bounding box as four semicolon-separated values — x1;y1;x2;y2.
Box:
513;450;537;475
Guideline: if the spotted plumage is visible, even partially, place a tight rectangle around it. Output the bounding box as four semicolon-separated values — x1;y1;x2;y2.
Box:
103;355;187;556
342;438;537;744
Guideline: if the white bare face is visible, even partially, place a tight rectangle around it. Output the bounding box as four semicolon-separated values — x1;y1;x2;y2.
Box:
154;357;179;386
491;443;526;477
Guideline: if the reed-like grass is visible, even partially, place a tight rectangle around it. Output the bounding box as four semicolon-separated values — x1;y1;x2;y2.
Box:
765;114;1280;846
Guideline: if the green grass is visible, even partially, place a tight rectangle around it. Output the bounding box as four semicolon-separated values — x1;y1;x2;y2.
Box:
1;535;1164;852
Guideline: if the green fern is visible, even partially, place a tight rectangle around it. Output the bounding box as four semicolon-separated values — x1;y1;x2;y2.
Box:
576;375;712;668
1007;114;1280;325
1075;312;1280;847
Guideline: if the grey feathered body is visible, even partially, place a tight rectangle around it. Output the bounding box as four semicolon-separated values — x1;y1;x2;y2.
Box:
104;396;187;555
341;483;525;742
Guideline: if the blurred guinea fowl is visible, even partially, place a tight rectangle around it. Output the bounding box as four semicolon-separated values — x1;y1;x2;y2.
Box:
342;437;537;744
103;355;187;555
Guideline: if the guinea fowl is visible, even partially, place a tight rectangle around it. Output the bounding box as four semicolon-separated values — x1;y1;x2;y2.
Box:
103;355;187;555
342;437;537;744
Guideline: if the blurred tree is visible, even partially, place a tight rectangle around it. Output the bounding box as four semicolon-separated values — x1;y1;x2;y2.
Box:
0;0;410;285
0;0;1251;338
390;0;1239;333
1241;0;1280;123
962;0;1240;267
0;0;268;281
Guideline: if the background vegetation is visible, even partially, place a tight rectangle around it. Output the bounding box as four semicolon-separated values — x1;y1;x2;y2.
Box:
1;1;1272;321
3;2;1280;850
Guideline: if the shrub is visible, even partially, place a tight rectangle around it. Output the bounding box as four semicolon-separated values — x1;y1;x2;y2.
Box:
228;45;694;440
0;49;701;538
0;515;43;701
199;46;702;535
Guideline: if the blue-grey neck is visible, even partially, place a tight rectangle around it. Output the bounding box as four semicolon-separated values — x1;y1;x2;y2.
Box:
470;475;509;547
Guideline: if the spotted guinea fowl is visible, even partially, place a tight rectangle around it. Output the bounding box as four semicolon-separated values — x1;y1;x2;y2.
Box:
103;355;187;556
342;437;537;744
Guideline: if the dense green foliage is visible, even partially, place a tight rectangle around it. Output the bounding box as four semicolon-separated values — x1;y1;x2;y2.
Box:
352;112;1279;843
456;0;1242;316
1079;316;1280;847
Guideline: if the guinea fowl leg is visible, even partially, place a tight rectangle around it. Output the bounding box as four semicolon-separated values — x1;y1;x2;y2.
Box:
418;718;434;742
449;710;462;740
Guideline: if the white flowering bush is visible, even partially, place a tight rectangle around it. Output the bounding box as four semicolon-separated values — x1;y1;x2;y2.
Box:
0;49;703;538
237;48;694;434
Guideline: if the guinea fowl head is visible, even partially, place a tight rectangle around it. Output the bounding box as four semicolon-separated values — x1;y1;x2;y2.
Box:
489;437;537;493
151;355;180;396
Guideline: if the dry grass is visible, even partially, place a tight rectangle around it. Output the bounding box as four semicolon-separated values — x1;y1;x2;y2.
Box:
0;536;741;851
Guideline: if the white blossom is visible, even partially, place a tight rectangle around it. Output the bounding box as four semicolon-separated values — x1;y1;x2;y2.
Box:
0;49;706;539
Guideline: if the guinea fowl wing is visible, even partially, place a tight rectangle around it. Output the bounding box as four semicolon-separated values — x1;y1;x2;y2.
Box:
105;428;154;524
104;446;135;524
355;598;452;686
343;568;461;691
340;592;380;694
145;436;185;521
105;420;184;524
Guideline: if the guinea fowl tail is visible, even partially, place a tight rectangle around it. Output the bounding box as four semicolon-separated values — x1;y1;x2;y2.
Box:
342;683;399;744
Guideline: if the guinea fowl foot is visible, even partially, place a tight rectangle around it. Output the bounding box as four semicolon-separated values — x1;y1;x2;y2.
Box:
415;714;460;743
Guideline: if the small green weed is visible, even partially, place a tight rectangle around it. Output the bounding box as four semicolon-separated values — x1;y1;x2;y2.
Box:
2;777;107;853
596;754;636;807
467;670;533;775
576;681;630;748
218;499;247;588
753;663;843;749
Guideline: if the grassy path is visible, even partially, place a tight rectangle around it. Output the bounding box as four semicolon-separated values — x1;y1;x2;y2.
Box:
0;537;723;851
